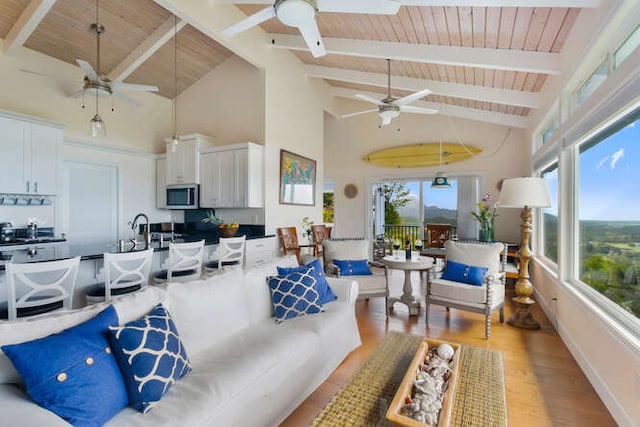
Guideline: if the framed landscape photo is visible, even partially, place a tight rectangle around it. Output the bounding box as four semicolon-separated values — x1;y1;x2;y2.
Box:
279;149;316;206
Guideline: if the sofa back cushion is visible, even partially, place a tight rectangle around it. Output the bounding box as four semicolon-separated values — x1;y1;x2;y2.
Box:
444;240;503;276
243;255;299;323
323;239;370;265
0;286;167;385
167;268;249;356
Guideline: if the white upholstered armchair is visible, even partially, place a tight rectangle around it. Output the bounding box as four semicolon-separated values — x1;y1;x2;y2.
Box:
426;240;507;339
322;238;389;303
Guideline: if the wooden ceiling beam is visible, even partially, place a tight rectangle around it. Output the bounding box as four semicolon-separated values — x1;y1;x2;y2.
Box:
109;16;187;83
3;0;57;55
307;65;539;108
332;86;527;128
269;34;561;75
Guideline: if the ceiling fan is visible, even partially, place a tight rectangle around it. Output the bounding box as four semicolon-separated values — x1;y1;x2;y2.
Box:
342;59;438;126
22;22;158;106
220;0;401;58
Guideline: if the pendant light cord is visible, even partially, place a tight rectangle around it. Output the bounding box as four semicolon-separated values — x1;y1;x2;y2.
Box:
95;0;99;117
173;14;177;137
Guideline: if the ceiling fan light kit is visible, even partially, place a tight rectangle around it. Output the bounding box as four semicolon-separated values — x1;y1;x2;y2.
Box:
275;0;316;27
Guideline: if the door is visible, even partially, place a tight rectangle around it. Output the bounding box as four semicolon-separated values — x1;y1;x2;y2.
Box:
64;161;119;244
373;183;385;236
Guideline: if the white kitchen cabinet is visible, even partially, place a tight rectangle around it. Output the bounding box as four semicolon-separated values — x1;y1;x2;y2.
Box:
0;113;62;195
156;156;166;209
200;142;263;208
164;134;213;185
245;236;277;268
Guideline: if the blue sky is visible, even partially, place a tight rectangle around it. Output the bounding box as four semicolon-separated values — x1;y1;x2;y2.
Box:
579;120;640;220
404;180;458;210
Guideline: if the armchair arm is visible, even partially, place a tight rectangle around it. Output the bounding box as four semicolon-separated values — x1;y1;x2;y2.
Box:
325;262;341;277
368;260;385;269
326;277;359;304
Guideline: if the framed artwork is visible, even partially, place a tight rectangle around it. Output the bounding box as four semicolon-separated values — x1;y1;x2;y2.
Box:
279;149;316;206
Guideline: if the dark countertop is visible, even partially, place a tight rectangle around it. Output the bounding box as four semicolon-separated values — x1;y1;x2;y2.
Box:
0;231;274;270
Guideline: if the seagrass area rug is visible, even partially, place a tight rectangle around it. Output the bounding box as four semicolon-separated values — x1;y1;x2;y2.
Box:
311;331;507;427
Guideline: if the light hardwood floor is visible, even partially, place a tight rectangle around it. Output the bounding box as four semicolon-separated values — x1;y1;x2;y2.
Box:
281;270;617;426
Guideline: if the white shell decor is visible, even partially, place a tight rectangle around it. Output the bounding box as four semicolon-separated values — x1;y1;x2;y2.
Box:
400;345;456;424
437;343;455;361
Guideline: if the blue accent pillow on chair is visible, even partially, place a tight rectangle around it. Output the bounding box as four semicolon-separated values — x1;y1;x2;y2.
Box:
440;260;488;286
267;267;324;323
333;259;373;276
108;303;191;413
277;258;337;304
1;305;128;427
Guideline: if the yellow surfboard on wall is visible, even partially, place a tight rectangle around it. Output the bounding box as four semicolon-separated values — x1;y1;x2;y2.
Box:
362;143;481;168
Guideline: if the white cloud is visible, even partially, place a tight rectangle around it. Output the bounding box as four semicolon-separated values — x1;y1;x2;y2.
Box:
610;148;624;169
597;156;609;169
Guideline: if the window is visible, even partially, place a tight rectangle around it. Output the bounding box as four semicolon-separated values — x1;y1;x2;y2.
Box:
614;24;640;70
541;122;556;146
578;114;640;319
422;180;458;227
576;60;608;106
541;164;559;264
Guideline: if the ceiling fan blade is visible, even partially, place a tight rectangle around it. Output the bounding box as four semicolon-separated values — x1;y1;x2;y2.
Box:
355;94;387;107
76;59;97;81
317;0;400;14
220;6;276;37
342;109;379;119
400;105;439;115
112;82;159;92
395;88;432;106
297;19;326;58
113;91;143;107
20;68;81;83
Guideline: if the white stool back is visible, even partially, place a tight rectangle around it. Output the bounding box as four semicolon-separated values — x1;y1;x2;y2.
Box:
103;248;153;301
214;236;246;270
5;256;81;320
164;240;205;282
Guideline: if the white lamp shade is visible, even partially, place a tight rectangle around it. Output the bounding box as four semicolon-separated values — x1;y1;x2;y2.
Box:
498;177;551;208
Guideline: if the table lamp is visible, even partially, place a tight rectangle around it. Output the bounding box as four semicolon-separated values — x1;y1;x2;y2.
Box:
498;177;551;330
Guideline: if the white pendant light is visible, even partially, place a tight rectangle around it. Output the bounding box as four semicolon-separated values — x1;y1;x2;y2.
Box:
431;140;451;188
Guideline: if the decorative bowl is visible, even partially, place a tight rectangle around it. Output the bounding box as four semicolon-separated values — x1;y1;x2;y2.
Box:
218;225;239;238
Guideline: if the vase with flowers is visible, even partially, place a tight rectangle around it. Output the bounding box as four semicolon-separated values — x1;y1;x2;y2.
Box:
470;193;498;242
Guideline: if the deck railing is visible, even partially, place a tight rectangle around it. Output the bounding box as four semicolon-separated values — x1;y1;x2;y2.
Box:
382;225;421;246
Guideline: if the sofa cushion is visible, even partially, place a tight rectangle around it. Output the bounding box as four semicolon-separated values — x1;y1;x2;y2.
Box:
440;260;488;286
430;278;489;304
109;303;190;414
444;240;503;276
166;268;250;356
243;256;299;323
267;268;324;323
1;305;128;426
333;259;372;276
278;258;337;304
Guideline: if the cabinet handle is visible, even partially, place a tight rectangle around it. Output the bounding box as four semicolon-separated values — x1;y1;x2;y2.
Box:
26;181;30;193
34;182;38;193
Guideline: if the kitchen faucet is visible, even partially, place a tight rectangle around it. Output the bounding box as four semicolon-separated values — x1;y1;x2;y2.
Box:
130;213;151;249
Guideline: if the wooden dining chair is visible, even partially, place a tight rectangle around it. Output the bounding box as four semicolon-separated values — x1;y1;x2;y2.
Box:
425;224;452;249
311;224;330;257
277;227;301;264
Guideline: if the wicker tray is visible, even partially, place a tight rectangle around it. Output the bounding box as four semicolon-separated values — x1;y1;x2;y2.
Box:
386;338;461;427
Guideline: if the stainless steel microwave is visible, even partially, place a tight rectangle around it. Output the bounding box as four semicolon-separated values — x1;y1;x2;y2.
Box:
166;184;199;209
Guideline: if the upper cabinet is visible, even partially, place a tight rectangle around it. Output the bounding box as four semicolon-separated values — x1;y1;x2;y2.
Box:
156;156;166;209
0;113;62;195
165;134;214;185
200;142;264;208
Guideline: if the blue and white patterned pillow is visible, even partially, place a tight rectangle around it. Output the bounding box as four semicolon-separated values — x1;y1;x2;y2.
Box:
267;267;324;323
108;304;191;413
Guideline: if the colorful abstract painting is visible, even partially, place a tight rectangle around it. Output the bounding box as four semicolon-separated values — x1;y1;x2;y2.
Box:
280;150;316;206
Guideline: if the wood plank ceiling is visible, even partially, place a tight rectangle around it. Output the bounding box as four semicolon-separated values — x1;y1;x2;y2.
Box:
0;0;588;126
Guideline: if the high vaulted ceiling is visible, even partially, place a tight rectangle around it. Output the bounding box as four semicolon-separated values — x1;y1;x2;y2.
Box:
0;0;597;127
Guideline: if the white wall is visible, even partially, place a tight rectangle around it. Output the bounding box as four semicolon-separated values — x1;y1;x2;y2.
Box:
0;42;172;154
324;102;528;242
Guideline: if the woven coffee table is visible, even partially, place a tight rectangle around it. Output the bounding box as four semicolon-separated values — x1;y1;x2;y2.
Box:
311;331;507;426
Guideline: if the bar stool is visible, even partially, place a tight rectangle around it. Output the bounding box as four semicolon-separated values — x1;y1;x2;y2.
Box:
154;240;205;284
205;236;246;272
1;256;81;320
85;248;154;304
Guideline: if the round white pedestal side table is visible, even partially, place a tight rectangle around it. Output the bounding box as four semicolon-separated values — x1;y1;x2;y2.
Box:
382;255;434;316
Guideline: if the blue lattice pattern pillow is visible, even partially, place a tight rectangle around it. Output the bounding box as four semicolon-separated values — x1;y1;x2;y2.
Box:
277;258;337;305
267;267;324;323
108;303;191;413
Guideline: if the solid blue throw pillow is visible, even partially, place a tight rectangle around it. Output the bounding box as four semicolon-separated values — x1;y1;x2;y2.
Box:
277;258;337;304
440;260;488;286
108;303;191;414
333;259;373;276
1;305;128;427
267;267;324;323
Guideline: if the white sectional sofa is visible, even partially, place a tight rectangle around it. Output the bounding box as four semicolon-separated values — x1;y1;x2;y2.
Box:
0;255;361;426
